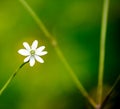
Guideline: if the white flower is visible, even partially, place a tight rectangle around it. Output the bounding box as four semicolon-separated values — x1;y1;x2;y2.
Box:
18;40;48;67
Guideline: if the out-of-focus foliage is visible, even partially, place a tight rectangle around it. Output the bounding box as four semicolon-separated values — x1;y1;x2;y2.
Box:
0;0;120;109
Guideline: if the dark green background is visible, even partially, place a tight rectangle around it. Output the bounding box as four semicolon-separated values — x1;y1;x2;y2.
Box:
0;0;120;109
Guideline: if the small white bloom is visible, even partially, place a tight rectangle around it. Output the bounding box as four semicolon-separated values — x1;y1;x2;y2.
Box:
18;40;48;67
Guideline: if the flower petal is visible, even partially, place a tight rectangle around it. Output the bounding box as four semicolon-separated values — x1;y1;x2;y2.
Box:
31;40;38;50
36;46;45;55
38;51;48;56
29;57;35;67
35;55;44;63
24;56;30;62
23;42;30;50
18;49;30;56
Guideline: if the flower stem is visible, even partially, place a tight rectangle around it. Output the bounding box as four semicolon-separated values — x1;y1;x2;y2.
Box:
0;62;28;95
97;0;109;105
19;0;97;108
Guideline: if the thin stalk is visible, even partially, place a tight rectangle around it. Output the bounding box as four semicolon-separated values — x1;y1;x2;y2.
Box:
0;62;28;95
19;0;97;108
97;0;109;105
54;46;97;108
19;0;52;41
101;75;120;109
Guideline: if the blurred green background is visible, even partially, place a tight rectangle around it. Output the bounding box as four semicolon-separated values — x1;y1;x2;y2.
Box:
0;0;120;109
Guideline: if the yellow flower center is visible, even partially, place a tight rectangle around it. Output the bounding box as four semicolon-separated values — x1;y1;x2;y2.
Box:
30;50;35;55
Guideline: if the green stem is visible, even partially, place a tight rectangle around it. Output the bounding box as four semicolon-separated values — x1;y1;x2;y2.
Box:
98;0;109;105
55;46;97;108
100;75;120;109
19;0;97;108
19;0;52;41
0;62;28;95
